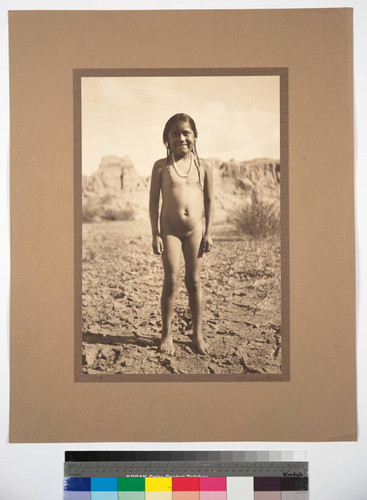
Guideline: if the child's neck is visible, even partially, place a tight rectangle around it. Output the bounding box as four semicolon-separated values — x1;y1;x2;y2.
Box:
171;151;191;163
171;151;193;178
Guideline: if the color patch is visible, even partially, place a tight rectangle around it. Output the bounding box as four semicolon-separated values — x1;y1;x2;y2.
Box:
145;477;172;491
89;477;118;500
118;478;145;491
65;478;91;492
145;492;172;500
91;477;118;491
254;493;281;500
227;477;253;492
254;478;281;491
280;477;308;491
200;477;227;491
91;493;117;500
173;491;200;500
172;477;200;491
64;493;91;500
281;492;309;499
226;492;254;500
118;492;145;500
227;477;254;500
199;492;227;500
268;452;282;462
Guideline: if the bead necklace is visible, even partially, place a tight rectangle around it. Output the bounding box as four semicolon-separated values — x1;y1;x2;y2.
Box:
171;152;192;178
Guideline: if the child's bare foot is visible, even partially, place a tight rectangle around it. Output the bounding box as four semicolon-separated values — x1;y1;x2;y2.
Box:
159;336;175;355
193;337;209;355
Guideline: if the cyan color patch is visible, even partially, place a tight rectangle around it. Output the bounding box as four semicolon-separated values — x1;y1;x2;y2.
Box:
91;492;118;500
91;477;118;491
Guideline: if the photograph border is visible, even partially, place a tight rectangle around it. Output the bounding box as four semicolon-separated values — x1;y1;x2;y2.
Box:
74;67;289;383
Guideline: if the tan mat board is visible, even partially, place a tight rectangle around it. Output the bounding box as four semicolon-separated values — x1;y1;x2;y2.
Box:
9;9;355;442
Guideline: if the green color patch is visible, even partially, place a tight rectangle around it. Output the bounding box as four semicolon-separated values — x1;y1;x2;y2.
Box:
118;477;146;491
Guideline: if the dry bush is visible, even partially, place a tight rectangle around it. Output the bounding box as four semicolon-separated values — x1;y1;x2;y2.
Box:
82;203;99;223
235;191;280;238
82;199;135;223
100;193;113;204
101;207;135;221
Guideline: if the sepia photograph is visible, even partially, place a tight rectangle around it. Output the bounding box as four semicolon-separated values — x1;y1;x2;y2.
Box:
77;69;287;379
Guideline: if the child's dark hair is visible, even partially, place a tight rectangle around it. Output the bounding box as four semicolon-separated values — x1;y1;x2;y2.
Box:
163;113;200;163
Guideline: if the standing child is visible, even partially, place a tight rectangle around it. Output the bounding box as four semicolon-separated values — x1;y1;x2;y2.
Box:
149;113;213;355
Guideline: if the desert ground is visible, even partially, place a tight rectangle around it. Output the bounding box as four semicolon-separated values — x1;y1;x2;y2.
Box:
82;219;281;376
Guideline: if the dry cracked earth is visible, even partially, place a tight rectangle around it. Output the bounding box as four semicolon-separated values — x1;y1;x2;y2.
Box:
82;220;281;376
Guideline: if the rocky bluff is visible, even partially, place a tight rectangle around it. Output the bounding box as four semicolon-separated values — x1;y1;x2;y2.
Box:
82;155;280;222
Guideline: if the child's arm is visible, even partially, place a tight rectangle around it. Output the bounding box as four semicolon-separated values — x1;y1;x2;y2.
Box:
203;160;214;252
149;161;164;255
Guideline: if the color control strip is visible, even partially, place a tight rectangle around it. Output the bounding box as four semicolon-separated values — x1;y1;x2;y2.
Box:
64;476;309;499
64;452;308;499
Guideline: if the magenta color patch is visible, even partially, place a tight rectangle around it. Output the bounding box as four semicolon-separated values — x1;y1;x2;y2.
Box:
199;492;227;500
200;478;226;491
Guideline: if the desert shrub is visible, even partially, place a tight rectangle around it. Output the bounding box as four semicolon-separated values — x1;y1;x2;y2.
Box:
235;191;280;237
100;193;113;204
82;204;99;223
102;207;135;221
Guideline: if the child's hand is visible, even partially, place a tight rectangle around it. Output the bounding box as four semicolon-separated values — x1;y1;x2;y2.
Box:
152;235;164;255
202;234;213;253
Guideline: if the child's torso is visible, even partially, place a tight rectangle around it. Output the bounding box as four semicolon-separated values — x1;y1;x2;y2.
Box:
160;157;204;237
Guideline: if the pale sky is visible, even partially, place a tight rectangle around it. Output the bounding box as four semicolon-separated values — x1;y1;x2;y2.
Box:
82;75;280;176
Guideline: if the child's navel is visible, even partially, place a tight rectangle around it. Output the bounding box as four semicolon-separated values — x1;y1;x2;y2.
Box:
183;208;189;216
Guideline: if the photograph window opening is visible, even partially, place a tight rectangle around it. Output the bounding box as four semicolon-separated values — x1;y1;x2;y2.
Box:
76;69;288;381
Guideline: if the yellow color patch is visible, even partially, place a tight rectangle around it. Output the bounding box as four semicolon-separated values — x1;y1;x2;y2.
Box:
145;477;172;491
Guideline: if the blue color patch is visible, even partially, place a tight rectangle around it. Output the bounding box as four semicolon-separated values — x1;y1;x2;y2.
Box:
64;492;91;500
64;477;91;491
91;477;118;491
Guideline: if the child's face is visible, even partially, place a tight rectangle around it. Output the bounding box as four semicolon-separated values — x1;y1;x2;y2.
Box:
167;120;196;158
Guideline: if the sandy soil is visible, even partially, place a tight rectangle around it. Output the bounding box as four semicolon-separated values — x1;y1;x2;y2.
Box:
82;220;281;375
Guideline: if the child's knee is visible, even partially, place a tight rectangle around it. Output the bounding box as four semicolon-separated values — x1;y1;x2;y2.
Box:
185;274;201;294
164;274;180;296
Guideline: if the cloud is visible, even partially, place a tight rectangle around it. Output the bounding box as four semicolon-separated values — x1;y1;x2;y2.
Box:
198;102;279;161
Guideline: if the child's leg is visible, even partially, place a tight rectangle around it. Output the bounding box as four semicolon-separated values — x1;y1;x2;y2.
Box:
160;234;182;354
182;226;208;354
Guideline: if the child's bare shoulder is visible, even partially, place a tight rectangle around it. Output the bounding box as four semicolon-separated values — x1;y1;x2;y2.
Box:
200;158;213;174
152;158;167;173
